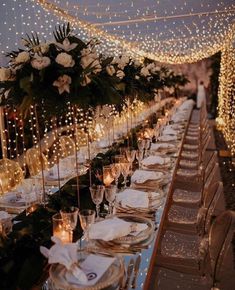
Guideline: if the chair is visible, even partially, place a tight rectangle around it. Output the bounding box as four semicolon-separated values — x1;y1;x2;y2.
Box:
151;211;235;290
25;148;48;176
156;182;224;274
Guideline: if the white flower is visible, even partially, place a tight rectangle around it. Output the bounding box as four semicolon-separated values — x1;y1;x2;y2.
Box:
80;56;101;73
31;55;51;70
117;62;126;70
120;55;129;64
53;74;71;94
80;74;92;86
55;52;75;67
40;43;49;54
106;65;115;76
15;51;30;64
146;63;155;70
135;75;140;80
55;38;78;52
116;70;125;79
0;67;12;81
134;60;141;67
80;47;92;57
140;66;150;77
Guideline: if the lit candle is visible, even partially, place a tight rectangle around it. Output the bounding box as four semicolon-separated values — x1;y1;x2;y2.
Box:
103;173;114;186
53;226;71;244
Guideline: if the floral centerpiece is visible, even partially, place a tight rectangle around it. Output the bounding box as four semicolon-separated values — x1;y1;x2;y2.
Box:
0;23;124;117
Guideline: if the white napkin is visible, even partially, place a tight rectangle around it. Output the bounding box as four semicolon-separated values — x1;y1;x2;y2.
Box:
0;211;10;220
116;189;160;208
142;156;170;166
131;170;163;184
89;217;147;241
158;135;177;142
40;237;88;284
151;143;174;151
162;127;177;136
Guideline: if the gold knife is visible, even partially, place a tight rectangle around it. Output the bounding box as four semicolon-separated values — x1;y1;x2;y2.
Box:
131;255;141;289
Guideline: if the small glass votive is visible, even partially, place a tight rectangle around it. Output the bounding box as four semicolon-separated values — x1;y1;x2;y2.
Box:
52;213;72;244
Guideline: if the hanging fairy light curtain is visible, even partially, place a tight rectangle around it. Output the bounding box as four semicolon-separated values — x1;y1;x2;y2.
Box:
32;0;235;64
217;44;235;155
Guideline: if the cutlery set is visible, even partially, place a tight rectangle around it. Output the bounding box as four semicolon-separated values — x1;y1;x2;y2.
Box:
121;255;141;289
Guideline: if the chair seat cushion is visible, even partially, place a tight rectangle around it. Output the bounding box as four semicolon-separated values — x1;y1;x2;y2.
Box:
173;188;201;204
168;205;198;225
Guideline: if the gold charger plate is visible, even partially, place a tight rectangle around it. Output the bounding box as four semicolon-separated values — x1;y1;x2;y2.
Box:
49;249;124;290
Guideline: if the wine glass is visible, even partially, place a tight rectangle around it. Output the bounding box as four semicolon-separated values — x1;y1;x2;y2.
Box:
136;150;144;169
125;150;136;173
144;139;151;157
120;162;131;188
89;185;105;220
137;139;145;151
105;185;117;216
110;163;121;185
78;209;95;247
103;165;114;186
60;206;79;241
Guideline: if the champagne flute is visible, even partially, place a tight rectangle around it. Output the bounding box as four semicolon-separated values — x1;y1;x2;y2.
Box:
103;165;114;186
144;139;151;157
137;139;145;152
89;185;105;220
105;185;117;215
110;163;121;185
120;162;131;188
125;150;136;173
78;209;95;247
60;206;79;241
136;150;144;169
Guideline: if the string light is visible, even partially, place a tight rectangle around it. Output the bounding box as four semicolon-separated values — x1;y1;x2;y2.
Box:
217;44;235;156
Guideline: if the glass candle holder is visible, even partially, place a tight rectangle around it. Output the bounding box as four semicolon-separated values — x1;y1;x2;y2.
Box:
52;213;72;244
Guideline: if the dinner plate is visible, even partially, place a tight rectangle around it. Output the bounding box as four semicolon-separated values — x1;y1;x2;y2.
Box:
49;249;124;290
112;214;154;245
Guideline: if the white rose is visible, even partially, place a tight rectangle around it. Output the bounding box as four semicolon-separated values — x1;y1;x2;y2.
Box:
31;56;51;70
140;66;150;77
0;67;12;81
15;51;30;64
135;75;140;80
40;44;49;54
116;70;125;79
55;52;75;67
117;61;126;70
134;60;141;67
106;65;115;76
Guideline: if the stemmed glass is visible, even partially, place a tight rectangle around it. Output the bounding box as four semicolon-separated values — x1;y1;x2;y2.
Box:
120;162;131;188
136;150;144;169
78;209;96;247
105;185;117;216
103;165;114;186
89;185;105;220
144;139;151;157
137;139;145;152
110;163;121;185
60;206;79;242
125;149;136;173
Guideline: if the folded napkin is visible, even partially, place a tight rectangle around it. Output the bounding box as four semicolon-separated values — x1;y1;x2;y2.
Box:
40;236;88;284
158;135;177;142
142;156;171;166
0;211;10;220
151;143;174;151
162;127;177;136
131;170;163;184
89;217;148;241
116;188;160;208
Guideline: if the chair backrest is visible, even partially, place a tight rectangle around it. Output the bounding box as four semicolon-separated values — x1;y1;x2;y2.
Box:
203;152;218;183
25;148;48;176
204;182;223;234
209;210;235;289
